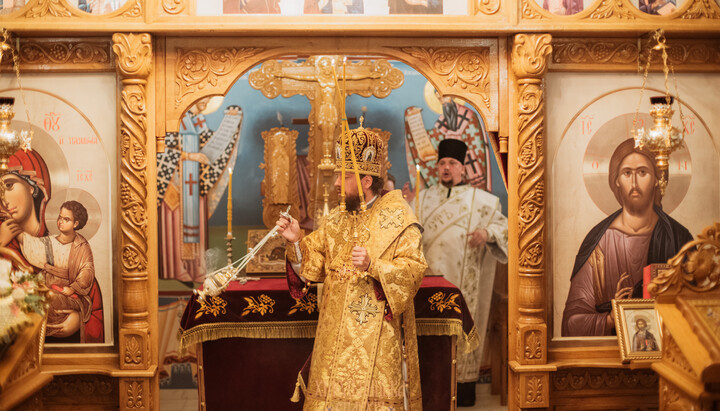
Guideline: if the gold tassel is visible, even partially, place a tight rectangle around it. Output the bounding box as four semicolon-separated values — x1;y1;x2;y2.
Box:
290;371;305;403
290;380;301;403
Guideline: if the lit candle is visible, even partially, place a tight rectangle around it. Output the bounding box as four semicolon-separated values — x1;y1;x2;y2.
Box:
415;164;420;216
227;167;233;235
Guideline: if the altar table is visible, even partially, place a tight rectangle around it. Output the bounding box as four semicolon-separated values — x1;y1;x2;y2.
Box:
179;276;477;411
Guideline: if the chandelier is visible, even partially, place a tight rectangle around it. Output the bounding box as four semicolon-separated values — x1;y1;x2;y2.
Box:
631;29;685;197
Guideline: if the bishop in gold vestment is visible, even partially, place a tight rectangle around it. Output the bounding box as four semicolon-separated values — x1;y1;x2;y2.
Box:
278;126;427;410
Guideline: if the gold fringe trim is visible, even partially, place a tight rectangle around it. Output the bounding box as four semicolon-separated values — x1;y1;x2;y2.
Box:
178;321;317;351
290;371;306;403
416;318;479;353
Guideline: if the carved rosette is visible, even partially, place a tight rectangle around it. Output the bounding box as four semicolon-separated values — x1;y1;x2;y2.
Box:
475;0;500;15
551;38;638;66
586;0;637;19
511;35;551;357
113;33;152;373
681;0;720;19
175;47;264;108
400;47;492;111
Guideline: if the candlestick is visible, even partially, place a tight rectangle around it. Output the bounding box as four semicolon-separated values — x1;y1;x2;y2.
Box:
415;164;420;216
227;167;233;235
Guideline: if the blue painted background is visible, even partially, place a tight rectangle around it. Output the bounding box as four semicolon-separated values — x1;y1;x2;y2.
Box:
201;62;508;227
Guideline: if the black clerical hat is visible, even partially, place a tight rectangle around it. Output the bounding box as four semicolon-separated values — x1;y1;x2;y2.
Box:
437;139;467;164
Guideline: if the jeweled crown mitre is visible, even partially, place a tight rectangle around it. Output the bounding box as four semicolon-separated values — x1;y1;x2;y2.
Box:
335;126;383;177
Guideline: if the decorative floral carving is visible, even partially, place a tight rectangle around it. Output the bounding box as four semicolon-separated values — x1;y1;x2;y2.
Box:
525;376;543;403
400;47;492;110
23;0;73;18
512;33;551;276
175;47;264;108
289;293;318;315
520;0;545;19
126;381;144;409
512;34;553;78
553;369;657;391
242;294;275;316
42;375;116;398
124;335;143;365
681;0;720;19
112;33;152;78
649;222;720;296
664;333;696;376
586;0;637;19
17;39;112;67
475;0;500;15
162;0;186;14
121;0;143;18
428;292;462;313
661;380;698;410
195;295;228;319
552;39;638;65
524;330;542;359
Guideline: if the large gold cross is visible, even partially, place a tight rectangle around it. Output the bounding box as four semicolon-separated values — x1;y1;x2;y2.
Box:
348;293;380;324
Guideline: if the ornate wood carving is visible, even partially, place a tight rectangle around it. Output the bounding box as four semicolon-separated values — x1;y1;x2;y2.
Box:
519;373;549;407
121;0;143;17
42;375;118;408
22;0;72;18
645;39;720;67
162;0;187;15
260;127;300;229
401;47;492;111
511;33;551;370
585;0;638;19
660;379;700;411
174;47;264;108
475;0;500;15
120;378;151;410
0;38;115;72
663;331;696;377
649;222;720;297
113;32;152;372
552;38;638;65
681;0;720;19
520;0;545;19
552;368;658;391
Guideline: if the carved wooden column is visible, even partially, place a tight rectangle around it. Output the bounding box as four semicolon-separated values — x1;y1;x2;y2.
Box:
112;33;154;411
509;33;552;410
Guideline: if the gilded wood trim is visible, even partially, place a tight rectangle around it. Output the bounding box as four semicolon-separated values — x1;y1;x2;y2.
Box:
0;38;115;72
8;0;142;20
165;37;499;133
112;33;152;376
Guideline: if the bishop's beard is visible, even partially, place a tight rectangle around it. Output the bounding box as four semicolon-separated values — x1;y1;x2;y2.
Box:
345;192;361;212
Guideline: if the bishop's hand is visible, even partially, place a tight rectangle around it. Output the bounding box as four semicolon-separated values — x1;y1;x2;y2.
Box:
276;215;301;243
351;246;371;271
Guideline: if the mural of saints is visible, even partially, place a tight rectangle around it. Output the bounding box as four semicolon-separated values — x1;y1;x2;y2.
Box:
403;82;492;192
157;97;242;282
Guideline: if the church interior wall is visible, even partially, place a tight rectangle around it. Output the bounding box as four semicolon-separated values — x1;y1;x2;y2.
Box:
0;1;718;409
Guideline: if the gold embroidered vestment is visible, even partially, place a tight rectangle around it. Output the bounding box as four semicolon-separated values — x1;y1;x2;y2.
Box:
288;190;427;410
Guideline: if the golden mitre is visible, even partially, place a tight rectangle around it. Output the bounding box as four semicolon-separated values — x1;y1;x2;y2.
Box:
335;126;384;177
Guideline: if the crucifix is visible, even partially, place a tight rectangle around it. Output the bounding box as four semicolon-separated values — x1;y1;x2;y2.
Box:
249;55;403;221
